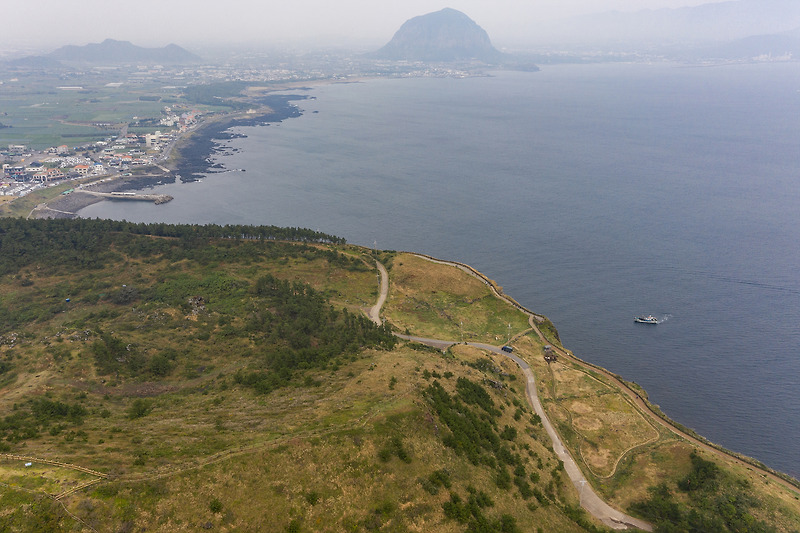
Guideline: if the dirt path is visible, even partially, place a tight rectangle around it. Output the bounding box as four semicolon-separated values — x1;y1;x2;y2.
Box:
474;342;652;531
368;261;389;325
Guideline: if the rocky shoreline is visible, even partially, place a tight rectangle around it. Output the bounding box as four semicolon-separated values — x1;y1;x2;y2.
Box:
172;94;308;182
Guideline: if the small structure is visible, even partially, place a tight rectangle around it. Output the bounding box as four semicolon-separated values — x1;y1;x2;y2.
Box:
543;345;557;363
187;296;206;316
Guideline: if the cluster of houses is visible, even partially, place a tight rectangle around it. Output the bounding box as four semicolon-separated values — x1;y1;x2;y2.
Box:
159;107;198;129
1;104;195;196
2;154;104;184
1;128;176;184
2;164;97;183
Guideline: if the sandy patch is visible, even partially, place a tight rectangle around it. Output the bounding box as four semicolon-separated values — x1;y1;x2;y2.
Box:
570;401;593;415
573;416;602;432
585;448;612;470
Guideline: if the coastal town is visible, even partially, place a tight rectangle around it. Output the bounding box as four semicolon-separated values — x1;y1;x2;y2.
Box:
0;106;198;198
0;46;495;207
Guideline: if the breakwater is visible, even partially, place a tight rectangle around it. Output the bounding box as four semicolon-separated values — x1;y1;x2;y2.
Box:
81;191;173;204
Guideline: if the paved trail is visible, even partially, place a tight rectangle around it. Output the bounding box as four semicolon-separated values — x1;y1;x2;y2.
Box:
368;261;389;325
369;259;652;530
405;254;800;497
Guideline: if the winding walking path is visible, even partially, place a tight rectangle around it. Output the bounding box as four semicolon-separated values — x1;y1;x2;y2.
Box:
403;254;800;496
368;261;389;325
368;258;652;530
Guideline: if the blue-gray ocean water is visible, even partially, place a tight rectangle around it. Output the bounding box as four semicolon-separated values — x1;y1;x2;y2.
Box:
81;63;800;478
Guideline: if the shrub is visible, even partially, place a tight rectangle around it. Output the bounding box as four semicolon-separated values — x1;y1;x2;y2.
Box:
500;425;517;441
127;399;153;420
285;518;302;533
148;354;174;377
109;285;139;305
678;451;720;492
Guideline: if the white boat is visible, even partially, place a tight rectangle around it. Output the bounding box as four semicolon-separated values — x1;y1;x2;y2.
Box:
634;315;658;324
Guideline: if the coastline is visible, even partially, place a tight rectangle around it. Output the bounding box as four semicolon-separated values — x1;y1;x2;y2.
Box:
16;72;800;486
29;172;176;219
23;74;466;220
410;253;800;494
3;218;796;524
169;93;308;182
26;92;312;220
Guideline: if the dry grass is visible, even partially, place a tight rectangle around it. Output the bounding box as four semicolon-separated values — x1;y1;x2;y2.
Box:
508;334;800;528
384;254;529;344
0;181;80;218
513;333;677;503
548;364;660;478
0;459;97;497
2;238;799;531
22;344;589;532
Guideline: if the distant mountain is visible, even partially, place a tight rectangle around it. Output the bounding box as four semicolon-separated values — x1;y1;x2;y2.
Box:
374;8;504;62
48;39;201;64
550;0;800;47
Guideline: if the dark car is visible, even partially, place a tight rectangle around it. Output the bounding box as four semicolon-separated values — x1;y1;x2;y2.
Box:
501;345;513;353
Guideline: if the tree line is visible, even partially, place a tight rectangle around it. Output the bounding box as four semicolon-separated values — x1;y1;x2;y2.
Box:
0;217;345;277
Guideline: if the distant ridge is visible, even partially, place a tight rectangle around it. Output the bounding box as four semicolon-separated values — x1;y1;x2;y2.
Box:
48;39;201;64
5;55;64;69
374;8;504;62
553;0;800;46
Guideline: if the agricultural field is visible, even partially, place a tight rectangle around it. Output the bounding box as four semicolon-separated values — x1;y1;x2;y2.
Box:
0;66;224;149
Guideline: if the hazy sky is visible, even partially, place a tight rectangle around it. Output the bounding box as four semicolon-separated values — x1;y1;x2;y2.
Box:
4;0;729;51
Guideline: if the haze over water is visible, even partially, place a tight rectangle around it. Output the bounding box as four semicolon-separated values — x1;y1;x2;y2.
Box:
82;62;800;477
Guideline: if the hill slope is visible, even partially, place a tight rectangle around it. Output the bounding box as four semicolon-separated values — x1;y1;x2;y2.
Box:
694;26;800;59
0;219;587;532
0;218;798;532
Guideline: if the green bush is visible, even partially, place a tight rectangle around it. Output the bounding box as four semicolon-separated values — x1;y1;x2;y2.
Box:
127;399;153;420
678;451;720;492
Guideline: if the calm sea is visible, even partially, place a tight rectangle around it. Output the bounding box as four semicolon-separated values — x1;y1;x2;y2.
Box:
81;63;800;478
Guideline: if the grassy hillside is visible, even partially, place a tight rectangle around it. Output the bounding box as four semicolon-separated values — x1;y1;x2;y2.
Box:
380;253;800;533
0;219;798;532
0;218;591;532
